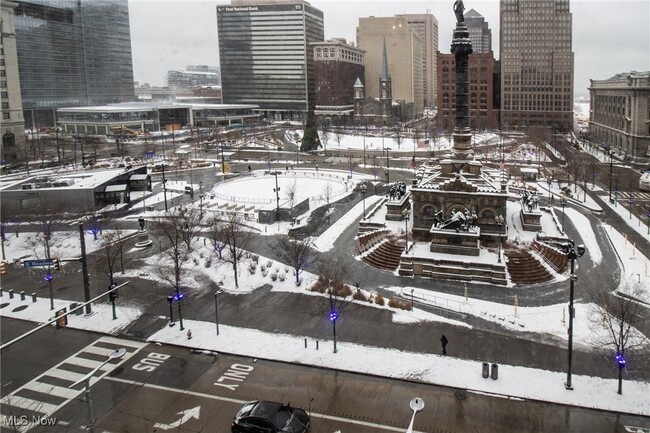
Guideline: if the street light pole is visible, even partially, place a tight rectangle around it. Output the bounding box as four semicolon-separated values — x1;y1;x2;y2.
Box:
384;148;391;183
564;241;585;390
495;215;504;263
272;171;281;223
360;183;367;218
402;208;410;253
162;164;168;212
69;348;126;433
608;150;613;203
214;289;224;335
560;195;567;234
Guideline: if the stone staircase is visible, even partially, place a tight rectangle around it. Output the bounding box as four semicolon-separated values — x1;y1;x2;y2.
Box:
356;230;404;271
504;247;553;284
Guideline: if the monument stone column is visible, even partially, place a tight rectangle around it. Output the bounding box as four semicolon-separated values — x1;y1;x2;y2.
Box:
451;1;473;159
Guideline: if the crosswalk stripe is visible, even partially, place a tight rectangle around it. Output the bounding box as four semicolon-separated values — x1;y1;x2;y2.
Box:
43;368;85;383
81;345;123;357
1;336;146;432
96;336;147;350
22;381;79;400
1;396;58;415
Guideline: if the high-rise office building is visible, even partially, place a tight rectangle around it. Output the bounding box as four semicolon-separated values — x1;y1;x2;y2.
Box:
500;0;574;131
217;0;324;121
465;9;491;54
357;15;424;117
400;13;438;109
13;0;135;128
1;1;26;162
166;69;221;92
312;38;365;122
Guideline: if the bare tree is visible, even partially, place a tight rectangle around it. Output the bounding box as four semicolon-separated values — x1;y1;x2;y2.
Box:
320;128;331;153
285;179;298;218
210;213;252;288
315;259;353;353
588;278;649;394
22;199;70;309
334;128;344;147
321;183;334;223
393;124;405;150
275;236;317;284
149;209;199;330
96;223;127;287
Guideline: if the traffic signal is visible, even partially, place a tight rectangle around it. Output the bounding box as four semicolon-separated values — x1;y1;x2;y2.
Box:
109;284;118;301
53;258;61;271
0;260;8;275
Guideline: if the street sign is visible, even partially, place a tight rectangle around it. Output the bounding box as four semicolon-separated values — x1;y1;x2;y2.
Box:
22;259;55;268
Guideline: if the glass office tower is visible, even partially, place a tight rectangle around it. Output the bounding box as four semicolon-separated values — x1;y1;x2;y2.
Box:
217;0;324;121
14;0;135;127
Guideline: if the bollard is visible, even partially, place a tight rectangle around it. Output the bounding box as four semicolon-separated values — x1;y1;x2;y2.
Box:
8;289;14;299
304;338;307;349
20;291;25;301
482;362;490;378
316;340;319;350
32;293;37;302
491;363;498;380
0;288;3;296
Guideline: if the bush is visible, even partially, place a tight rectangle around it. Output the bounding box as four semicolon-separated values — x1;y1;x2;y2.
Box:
388;297;412;310
374;293;385;306
252;254;259;263
266;260;273;268
331;283;352;298
352;289;369;302
192;257;199;266
279;273;286;282
270;273;278;281
248;263;257;274
204;258;212;268
262;269;268;277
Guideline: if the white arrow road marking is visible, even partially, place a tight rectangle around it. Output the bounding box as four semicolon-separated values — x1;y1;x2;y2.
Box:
153;406;201;431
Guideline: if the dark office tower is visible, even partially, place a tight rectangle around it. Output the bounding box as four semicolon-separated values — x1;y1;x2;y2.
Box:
464;9;491;54
13;0;135;128
500;0;574;131
217;0;324;121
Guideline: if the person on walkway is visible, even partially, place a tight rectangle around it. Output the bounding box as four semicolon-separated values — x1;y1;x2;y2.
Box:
440;334;448;355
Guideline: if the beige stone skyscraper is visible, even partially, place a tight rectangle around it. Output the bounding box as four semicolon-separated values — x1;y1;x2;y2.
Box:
400;13;439;109
357;15;424;117
500;0;574;131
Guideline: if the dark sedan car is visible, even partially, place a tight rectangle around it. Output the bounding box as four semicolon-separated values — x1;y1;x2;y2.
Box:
232;400;310;433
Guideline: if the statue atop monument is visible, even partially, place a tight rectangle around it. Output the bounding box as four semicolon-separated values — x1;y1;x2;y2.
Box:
453;0;465;23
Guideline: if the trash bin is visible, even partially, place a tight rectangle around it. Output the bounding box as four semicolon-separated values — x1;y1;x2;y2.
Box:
482;362;490;378
491;363;498;380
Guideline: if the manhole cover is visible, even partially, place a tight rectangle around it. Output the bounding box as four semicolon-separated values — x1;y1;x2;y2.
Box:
12;305;28;312
0;303;9;309
454;389;467;401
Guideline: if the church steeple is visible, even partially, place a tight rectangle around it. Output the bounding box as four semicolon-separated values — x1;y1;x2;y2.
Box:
379;38;392;122
380;37;390;80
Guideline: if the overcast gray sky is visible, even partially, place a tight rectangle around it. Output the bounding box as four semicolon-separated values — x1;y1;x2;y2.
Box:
128;0;650;97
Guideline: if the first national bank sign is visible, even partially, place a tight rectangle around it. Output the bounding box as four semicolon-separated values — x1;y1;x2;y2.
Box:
218;4;302;12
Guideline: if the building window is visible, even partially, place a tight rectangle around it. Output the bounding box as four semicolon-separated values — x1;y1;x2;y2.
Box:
2;112;9;120
1;102;8;110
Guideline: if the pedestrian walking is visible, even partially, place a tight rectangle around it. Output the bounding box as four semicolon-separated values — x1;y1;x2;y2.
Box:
440;334;448;355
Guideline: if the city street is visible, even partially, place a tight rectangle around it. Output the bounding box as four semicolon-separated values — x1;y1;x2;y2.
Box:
2;322;649;433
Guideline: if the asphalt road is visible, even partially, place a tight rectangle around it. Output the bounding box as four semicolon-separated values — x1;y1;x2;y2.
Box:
2;325;648;433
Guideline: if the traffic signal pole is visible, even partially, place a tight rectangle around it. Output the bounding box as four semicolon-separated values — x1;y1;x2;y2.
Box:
79;222;92;315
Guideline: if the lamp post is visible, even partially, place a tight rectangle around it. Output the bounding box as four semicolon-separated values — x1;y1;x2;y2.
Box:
405;398;425;433
559;195;567;234
214;289;224;335
564;240;586;390
69;348;126;433
271;171;281;223
384;147;391;183
628;196;633;219
608;149;614;203
220;140;226;174
166;295;175;326
495;214;504;263
402;208;411;253
363;133;367;167
360;183;367;218
162;164;168;212
199;193;205;220
547;178;552;203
